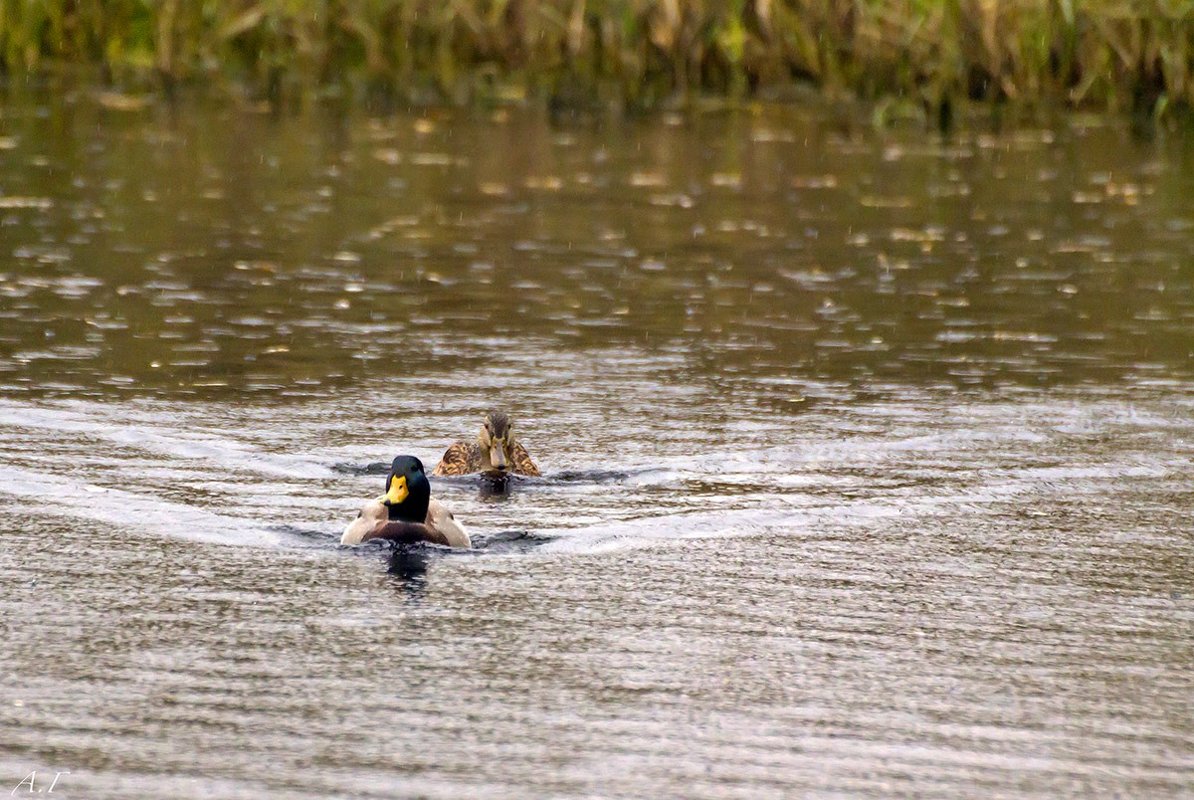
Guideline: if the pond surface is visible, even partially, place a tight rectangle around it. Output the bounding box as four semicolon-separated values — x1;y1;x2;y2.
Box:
1;92;1192;798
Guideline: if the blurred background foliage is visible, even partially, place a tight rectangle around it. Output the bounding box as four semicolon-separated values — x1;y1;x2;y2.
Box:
1;0;1192;118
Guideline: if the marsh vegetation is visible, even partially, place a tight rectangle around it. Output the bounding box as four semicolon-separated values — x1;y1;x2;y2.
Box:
3;1;1193;119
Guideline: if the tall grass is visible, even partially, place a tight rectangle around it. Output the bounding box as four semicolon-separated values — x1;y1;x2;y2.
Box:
1;1;1192;117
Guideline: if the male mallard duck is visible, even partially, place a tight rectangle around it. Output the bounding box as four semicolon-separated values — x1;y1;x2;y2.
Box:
431;410;541;477
341;456;471;548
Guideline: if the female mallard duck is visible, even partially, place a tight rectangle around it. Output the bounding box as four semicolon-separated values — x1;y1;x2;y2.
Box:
432;410;541;477
341;456;471;548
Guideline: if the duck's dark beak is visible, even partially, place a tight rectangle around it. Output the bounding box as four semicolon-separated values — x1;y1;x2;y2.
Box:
385;475;409;505
489;444;508;471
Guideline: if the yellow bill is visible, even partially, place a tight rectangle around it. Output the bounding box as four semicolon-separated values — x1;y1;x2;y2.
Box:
386;475;408;505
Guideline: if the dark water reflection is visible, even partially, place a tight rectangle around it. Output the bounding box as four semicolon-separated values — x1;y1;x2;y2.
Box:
1;96;1192;398
1;92;1192;798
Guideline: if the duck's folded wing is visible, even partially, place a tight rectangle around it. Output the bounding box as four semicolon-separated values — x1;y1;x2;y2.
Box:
341;497;387;545
431;441;475;476
510;441;541;476
427;500;471;549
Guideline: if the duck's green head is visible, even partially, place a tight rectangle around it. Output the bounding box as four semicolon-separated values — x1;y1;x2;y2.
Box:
477;410;515;473
384;456;430;522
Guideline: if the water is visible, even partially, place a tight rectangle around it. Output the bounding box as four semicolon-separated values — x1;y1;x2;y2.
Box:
1;92;1192;798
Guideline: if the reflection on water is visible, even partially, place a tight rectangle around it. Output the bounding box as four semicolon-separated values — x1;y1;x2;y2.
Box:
1;95;1192;399
386;545;430;585
1;91;1192;798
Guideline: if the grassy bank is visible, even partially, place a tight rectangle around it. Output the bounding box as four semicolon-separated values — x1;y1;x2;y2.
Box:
2;1;1192;119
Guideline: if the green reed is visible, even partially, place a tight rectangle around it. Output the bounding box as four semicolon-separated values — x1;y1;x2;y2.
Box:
1;0;1192;118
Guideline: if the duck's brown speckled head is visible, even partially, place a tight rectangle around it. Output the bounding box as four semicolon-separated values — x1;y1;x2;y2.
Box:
476;410;515;472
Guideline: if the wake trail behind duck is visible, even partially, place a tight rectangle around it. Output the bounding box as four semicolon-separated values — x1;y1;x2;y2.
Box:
0;400;331;479
0;464;283;547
